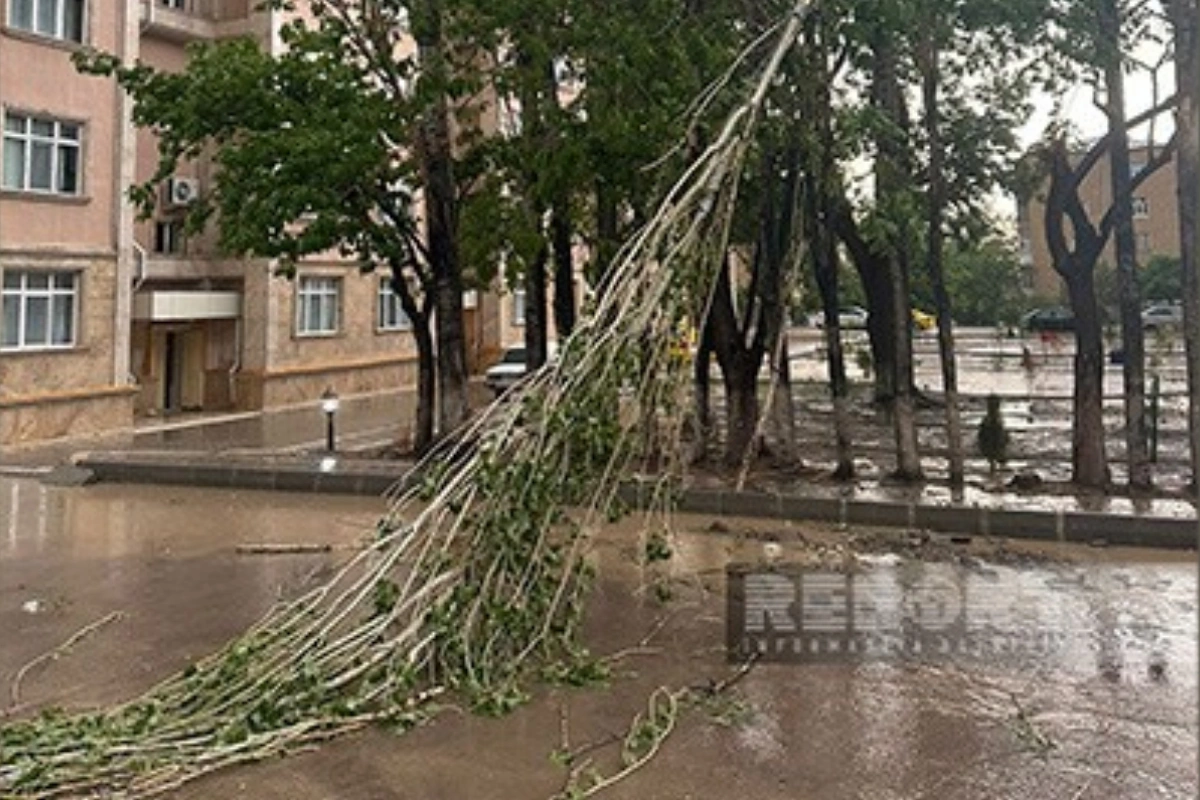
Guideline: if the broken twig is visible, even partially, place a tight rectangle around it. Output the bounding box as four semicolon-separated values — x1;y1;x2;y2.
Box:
10;611;125;708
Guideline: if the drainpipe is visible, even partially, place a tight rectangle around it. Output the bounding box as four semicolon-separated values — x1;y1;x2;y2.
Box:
133;241;147;292
228;316;242;408
111;0;139;390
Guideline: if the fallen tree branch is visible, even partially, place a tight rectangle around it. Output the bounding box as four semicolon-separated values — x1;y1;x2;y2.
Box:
236;543;335;555
9;611;125;709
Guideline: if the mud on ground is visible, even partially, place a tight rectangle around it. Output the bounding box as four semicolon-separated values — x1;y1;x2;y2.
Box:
1;481;1194;799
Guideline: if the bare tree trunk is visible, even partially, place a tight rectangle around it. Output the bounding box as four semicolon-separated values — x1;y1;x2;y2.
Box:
551;198;576;338
827;197;898;403
691;330;713;463
1167;0;1200;490
889;256;923;480
723;359;760;467
921;33;964;487
424;104;470;436
767;334;798;464
390;266;436;454
1102;0;1151;490
803;12;854;479
412;321;437;454
1066;274;1112;488
524;244;549;368
814;231;854;479
871;30;922;481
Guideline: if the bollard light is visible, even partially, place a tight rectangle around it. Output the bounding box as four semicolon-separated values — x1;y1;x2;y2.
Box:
320;387;339;452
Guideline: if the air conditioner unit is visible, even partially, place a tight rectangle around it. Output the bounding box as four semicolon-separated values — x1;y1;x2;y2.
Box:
164;177;200;208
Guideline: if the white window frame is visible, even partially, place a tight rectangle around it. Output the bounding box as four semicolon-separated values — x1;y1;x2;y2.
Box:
376;277;411;332
7;0;86;43
1132;196;1149;219
1;269;78;351
2;111;82;196
512;288;526;327
296;275;340;337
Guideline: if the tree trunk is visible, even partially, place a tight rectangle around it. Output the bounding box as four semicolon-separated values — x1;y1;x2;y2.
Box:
593;178;619;291
1066;274;1112;488
871;29;922;481
807;177;854;479
412;320;436;454
803;13;854;480
424;105;470;436
1168;0;1199;490
1102;0;1151;490
861;263;899;402
766;334;797;464
414;7;469;438
888;255;923;480
691;328;713;463
390;265;435;454
723;358;759;468
525;244;549;368
827;195;898;403
551;198;576;338
921;33;964;487
817;267;855;479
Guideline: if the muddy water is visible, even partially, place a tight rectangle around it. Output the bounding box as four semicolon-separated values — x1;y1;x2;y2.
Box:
0;480;1195;799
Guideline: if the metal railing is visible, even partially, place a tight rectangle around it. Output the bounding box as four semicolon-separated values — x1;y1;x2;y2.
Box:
143;0;244;23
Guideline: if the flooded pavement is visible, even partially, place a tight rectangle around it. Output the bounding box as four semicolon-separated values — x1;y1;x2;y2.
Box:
0;479;1195;799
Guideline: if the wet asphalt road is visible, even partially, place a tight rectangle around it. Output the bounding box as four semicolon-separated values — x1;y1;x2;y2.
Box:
0;479;1195;799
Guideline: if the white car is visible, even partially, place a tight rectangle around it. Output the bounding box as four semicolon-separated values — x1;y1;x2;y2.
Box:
808;306;869;330
484;344;557;396
1142;302;1183;331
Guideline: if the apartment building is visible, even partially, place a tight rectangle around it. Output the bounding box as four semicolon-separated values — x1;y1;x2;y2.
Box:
1018;144;1182;299
0;0;514;448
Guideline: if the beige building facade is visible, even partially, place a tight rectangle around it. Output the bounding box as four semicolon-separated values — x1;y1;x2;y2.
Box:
1019;145;1183;300
1;1;517;449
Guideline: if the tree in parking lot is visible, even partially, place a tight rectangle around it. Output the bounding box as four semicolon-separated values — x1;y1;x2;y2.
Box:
1031;0;1178;489
1037;128;1175;489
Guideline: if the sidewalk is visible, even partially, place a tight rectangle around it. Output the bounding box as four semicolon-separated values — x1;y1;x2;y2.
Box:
3;386;1197;550
0;388;430;471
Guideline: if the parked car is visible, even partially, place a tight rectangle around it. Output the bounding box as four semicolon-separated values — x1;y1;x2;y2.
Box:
484;345;557;396
1021;306;1075;333
1141;302;1183;331
809;305;869;330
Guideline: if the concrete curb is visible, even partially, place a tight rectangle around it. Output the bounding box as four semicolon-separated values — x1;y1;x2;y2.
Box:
75;452;1199;550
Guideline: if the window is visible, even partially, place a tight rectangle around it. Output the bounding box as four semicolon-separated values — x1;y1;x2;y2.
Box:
512;289;526;326
296;276;339;335
8;0;85;43
2;113;81;195
1132;196;1149;218
1;270;77;350
377;277;411;331
153;220;185;254
1136;232;1152;257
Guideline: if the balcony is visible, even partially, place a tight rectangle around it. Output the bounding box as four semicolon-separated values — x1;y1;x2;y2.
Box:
139;0;219;42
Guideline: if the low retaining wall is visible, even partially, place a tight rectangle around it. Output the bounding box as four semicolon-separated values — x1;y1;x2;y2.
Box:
74;454;1199;550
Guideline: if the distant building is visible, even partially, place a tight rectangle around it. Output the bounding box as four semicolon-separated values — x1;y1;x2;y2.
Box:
1017;144;1181;300
0;1;523;448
